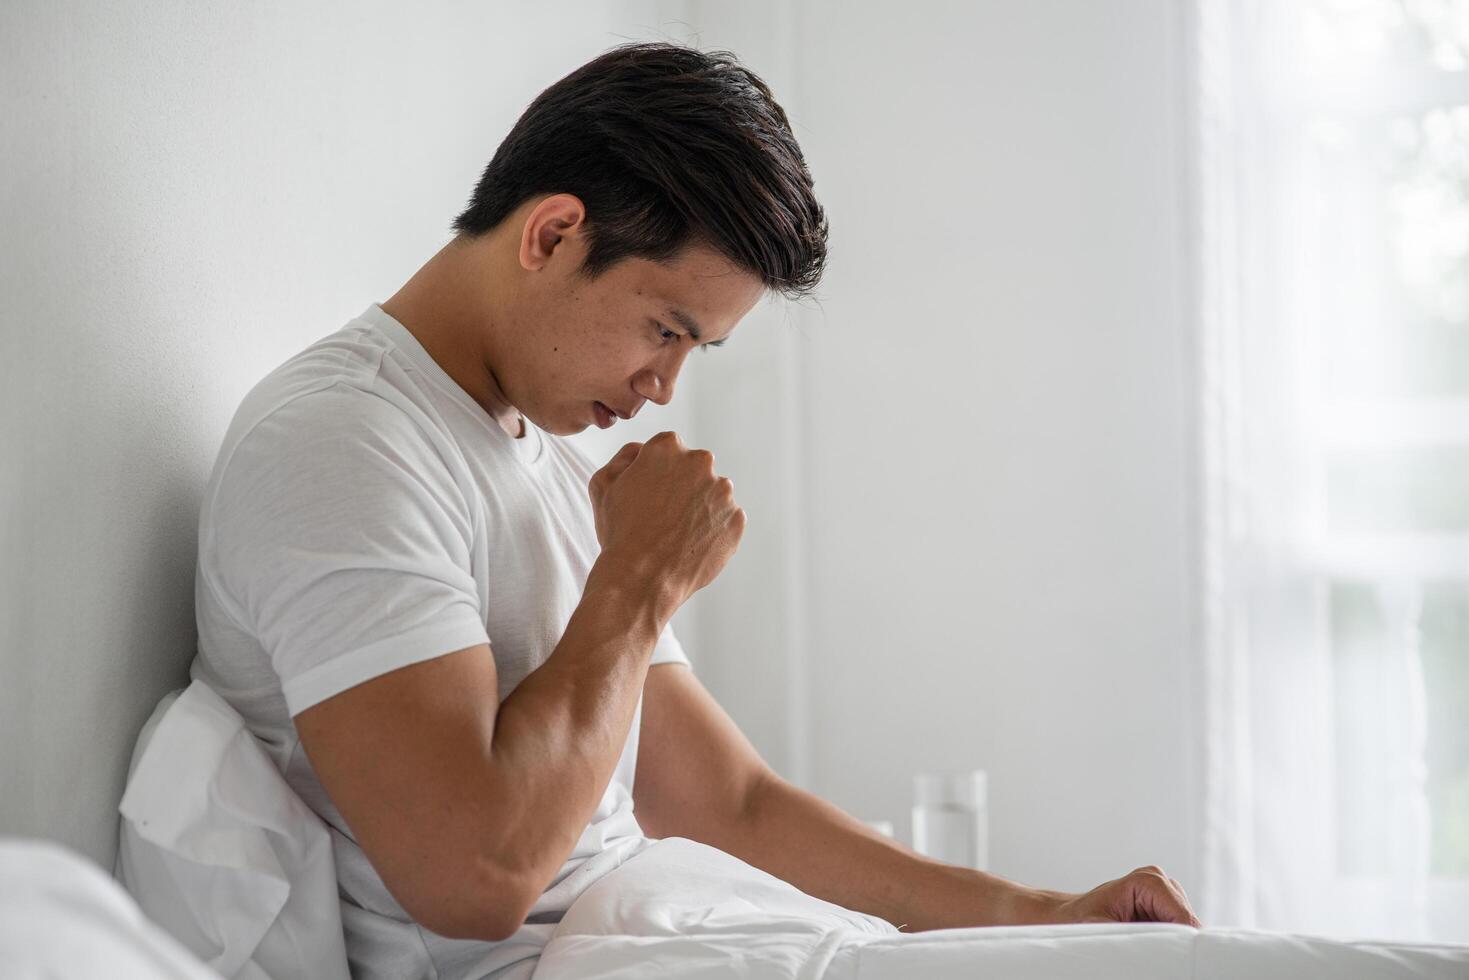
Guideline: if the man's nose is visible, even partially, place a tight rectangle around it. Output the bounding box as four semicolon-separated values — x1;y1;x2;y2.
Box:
633;366;676;406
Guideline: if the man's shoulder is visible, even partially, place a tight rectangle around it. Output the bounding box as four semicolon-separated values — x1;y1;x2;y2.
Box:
207;320;456;502
235;321;391;428
203;369;475;564
231;313;444;444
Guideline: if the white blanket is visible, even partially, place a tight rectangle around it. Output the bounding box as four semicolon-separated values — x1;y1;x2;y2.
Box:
533;837;1469;980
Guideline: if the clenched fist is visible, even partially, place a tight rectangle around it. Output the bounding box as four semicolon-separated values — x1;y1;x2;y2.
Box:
587;431;746;612
1051;865;1201;927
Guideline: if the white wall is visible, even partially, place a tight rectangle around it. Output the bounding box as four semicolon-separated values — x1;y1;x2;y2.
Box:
0;0;693;867
685;0;1202;896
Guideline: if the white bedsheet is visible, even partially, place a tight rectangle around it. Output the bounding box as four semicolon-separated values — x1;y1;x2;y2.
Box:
532;837;1469;980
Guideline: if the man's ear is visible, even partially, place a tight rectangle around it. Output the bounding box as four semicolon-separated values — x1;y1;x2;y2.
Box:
519;193;588;273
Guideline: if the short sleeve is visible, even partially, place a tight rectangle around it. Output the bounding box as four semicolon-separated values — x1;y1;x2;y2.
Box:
651;622;691;669
204;383;490;716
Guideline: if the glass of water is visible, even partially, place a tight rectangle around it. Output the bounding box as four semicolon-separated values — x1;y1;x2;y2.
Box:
911;769;988;870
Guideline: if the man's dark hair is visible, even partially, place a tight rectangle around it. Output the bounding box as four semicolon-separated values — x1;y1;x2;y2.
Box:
452;42;828;300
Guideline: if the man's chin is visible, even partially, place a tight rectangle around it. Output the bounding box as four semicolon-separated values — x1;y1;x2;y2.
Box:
538;416;590;437
524;404;599;437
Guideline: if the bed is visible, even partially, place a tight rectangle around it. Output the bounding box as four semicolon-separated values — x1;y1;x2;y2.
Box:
96;680;1469;980
12;824;1468;980
530;836;1469;980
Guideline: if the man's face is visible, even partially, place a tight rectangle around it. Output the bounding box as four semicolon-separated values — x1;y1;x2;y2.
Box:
497;237;766;436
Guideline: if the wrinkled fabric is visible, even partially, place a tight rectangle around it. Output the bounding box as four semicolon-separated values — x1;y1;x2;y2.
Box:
533;837;1469;980
116;681;349;980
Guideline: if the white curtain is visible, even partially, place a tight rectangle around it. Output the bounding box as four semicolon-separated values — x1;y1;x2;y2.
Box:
1196;0;1468;943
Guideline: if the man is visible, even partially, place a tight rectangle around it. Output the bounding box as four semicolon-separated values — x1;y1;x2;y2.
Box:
191;42;1198;980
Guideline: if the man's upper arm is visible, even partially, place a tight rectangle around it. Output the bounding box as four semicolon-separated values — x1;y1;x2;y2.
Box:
634;662;776;844
293;642;525;941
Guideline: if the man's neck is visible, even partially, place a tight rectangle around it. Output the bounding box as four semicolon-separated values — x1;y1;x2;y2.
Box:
380;237;525;439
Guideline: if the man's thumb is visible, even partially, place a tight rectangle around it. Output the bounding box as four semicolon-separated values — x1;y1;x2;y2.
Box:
598;441;643;482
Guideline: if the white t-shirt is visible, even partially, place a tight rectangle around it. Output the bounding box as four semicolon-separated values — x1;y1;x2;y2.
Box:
190;303;689;980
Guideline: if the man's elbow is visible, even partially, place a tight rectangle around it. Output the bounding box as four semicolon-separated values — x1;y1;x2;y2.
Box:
419;905;525;944
422;911;525;944
401;861;537;943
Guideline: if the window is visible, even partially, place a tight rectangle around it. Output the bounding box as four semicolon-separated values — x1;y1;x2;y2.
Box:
1198;0;1469;942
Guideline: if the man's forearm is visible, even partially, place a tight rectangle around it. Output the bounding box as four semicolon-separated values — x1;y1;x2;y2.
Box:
719;774;1069;932
482;556;675;906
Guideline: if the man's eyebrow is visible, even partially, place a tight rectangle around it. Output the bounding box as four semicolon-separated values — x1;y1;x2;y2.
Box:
669;307;703;342
668;307;727;348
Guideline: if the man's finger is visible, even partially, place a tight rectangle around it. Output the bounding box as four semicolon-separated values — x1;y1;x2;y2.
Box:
1166;877;1202;928
589;443;643;504
598;441;643;479
1141;877;1200;928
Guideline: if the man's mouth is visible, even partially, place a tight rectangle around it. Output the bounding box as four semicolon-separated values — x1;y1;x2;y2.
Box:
593;401;616;429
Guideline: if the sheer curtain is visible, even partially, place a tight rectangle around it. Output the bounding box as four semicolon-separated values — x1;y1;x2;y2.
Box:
1196;0;1469;944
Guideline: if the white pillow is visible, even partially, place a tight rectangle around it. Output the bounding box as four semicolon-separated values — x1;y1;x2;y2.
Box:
0;837;222;979
116;680;349;980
